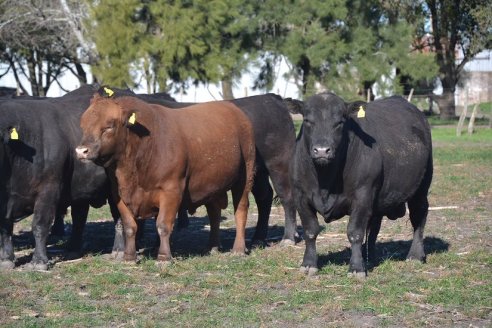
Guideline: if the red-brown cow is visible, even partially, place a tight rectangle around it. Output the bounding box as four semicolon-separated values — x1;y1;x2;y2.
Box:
75;92;255;262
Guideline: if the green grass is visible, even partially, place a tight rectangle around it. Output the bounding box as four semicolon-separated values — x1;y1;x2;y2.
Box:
478;101;491;115
1;128;491;327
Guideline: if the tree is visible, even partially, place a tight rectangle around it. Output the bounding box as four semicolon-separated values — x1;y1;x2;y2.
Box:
0;0;91;96
253;0;437;100
89;0;257;98
425;0;492;119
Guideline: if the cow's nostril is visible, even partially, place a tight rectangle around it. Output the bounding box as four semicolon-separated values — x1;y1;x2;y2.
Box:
313;148;318;154
75;146;89;157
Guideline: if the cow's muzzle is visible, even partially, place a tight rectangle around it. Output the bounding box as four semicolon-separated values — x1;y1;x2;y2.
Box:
311;146;335;165
75;145;93;161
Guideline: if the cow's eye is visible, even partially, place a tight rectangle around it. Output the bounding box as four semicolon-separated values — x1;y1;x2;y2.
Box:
102;126;113;134
303;120;313;127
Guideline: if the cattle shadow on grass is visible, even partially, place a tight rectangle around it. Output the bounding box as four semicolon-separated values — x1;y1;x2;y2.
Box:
317;236;450;271
12;216;290;266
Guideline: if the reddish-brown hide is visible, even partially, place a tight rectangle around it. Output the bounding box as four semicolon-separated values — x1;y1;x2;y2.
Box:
76;94;255;261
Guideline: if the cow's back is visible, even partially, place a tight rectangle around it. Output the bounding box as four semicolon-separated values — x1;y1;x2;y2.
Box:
348;96;432;212
153;101;254;206
231;94;295;166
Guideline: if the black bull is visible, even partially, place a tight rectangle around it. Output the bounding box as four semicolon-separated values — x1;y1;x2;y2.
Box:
0;86;120;270
289;93;433;277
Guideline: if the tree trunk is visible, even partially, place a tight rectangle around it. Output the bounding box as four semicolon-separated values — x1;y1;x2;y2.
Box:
436;88;456;120
299;55;311;96
75;62;87;85
221;79;234;100
26;54;39;96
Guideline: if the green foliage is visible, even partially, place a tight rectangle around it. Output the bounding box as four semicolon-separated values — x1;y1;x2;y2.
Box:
89;0;256;93
89;0;145;88
253;0;438;99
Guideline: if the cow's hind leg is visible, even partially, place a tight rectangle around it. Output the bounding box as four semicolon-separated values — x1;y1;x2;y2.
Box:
250;168;273;247
50;214;65;237
65;202;89;258
230;175;250;255
106;196;126;260
347;193;373;277
0;219;15;269
28;189;60;270
366;215;383;265
176;206;189;230
155;192;181;263
406;195;428;262
205;200;223;253
267;161;297;245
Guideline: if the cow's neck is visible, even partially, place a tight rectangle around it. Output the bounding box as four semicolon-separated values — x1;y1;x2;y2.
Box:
113;116;157;200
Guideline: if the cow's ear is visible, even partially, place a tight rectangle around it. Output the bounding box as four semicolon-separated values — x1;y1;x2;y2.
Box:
98;85;116;98
2;126;20;144
124;110;138;127
344;100;367;118
284;98;305;116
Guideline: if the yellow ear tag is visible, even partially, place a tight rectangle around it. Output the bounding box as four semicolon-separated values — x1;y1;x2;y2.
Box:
128;113;136;125
10;128;19;140
103;87;114;97
357;105;366;118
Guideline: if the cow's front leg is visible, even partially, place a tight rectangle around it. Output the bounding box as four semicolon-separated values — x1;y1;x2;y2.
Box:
298;200;320;276
0;219;15;269
156;192;181;263
347;204;372;278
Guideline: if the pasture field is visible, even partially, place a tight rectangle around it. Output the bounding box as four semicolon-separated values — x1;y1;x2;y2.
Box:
0;126;491;327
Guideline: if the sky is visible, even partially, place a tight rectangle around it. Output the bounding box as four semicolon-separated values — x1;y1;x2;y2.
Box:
0;56;301;101
1;50;490;100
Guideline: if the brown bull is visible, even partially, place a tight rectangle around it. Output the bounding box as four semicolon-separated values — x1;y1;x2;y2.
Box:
76;92;255;262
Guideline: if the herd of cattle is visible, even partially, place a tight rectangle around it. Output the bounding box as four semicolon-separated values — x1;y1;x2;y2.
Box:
0;85;432;277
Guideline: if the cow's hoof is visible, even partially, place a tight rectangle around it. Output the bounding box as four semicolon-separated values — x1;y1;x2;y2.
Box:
300;266;318;276
24;262;49;271
279;238;296;247
251;239;267;249
348;271;367;280
209;247;220;255
406;254;426;263
111;250;125;261
157;254;172;262
155;259;172;269
0;260;15;270
230;249;247;256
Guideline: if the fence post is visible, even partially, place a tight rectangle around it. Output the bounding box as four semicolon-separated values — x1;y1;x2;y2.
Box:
456;89;468;136
407;88;414;102
366;89;371;102
467;104;478;135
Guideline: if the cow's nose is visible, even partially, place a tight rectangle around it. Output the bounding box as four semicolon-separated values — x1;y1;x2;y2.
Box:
313;146;331;156
75;146;89;159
